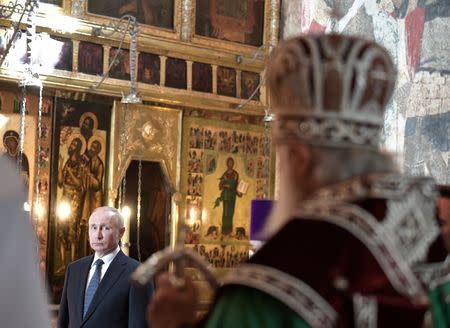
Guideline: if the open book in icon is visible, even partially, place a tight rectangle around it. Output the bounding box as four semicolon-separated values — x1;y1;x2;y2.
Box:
237;180;249;195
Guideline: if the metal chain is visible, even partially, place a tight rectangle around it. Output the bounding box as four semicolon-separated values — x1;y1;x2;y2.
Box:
128;25;138;97
25;1;36;67
136;159;142;262
18;87;27;174
0;0;38;67
120;103;128;170
119;102;129;208
91;18;132;90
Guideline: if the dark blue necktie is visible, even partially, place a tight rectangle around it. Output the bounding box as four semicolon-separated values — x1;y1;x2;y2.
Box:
83;259;104;317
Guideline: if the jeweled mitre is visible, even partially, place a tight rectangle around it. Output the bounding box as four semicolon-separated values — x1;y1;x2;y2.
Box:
267;34;396;148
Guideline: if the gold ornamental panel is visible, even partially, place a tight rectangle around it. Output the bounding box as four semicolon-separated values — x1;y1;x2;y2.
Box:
108;101;182;203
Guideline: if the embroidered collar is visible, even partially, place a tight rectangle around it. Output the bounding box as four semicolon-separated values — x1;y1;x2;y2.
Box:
309;173;437;203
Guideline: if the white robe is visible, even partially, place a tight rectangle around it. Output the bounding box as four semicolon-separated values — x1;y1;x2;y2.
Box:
0;156;51;327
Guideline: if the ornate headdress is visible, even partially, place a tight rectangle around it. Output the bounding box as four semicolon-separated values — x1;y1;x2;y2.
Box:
3;130;19;143
267;34;396;149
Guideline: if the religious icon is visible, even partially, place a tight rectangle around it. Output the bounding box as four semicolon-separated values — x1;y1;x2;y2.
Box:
138;52;160;85
241;71;260;100
109;47;130;81
188;149;203;173
1;130;29;185
204;128;217;150
205;154;217;175
42;97;53;117
56;132;86;271
217;66;236;97
165;57;187;89
189;126;204;149
52;36;73;71
13;95;30;114
88;0;175;29
213;157;243;236
78;41;103;75
195;0;265;46
184;120;272;268
192;62;212;93
49;99;110;302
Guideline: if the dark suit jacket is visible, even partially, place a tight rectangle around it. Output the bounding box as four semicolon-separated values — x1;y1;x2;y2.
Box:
58;250;153;328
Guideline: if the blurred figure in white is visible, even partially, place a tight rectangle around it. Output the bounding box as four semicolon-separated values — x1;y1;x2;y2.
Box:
0;156;51;327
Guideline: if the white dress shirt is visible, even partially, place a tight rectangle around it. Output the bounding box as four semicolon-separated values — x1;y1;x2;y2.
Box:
86;245;121;290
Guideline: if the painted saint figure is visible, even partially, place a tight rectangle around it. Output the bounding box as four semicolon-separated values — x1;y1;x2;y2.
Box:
214;157;242;235
80;139;105;256
2;130;29;185
57;136;85;269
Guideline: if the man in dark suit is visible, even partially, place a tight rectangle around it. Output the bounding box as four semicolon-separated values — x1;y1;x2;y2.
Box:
58;206;152;328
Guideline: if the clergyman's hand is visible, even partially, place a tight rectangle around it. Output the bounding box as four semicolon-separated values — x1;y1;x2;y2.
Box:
148;272;198;328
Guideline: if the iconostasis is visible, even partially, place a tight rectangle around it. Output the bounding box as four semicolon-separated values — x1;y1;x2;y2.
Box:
0;0;280;302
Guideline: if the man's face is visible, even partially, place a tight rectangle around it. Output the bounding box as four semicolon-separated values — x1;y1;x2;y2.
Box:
81;117;94;139
144;68;152;80
88;141;101;158
83;118;93;130
88;209;124;257
227;158;234;169
68;139;80;156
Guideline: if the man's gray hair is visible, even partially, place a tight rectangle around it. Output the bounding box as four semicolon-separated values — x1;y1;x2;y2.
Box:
311;146;397;184
91;206;124;229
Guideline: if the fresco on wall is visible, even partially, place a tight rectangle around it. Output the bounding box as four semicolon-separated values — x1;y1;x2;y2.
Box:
195;0;265;46
182;118;272;268
404;112;450;184
88;0;175;29
48;99;111;302
281;0;450;183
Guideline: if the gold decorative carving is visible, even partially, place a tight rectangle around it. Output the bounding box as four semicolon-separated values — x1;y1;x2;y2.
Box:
268;0;281;48
108;102;182;204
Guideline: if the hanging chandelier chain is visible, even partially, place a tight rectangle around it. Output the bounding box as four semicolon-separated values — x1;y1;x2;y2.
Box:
34;84;43;215
91;18;132;90
136;159;142;262
128;25;138;98
0;0;39;68
119;103;129;174
18;86;27;174
91;14;141;105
